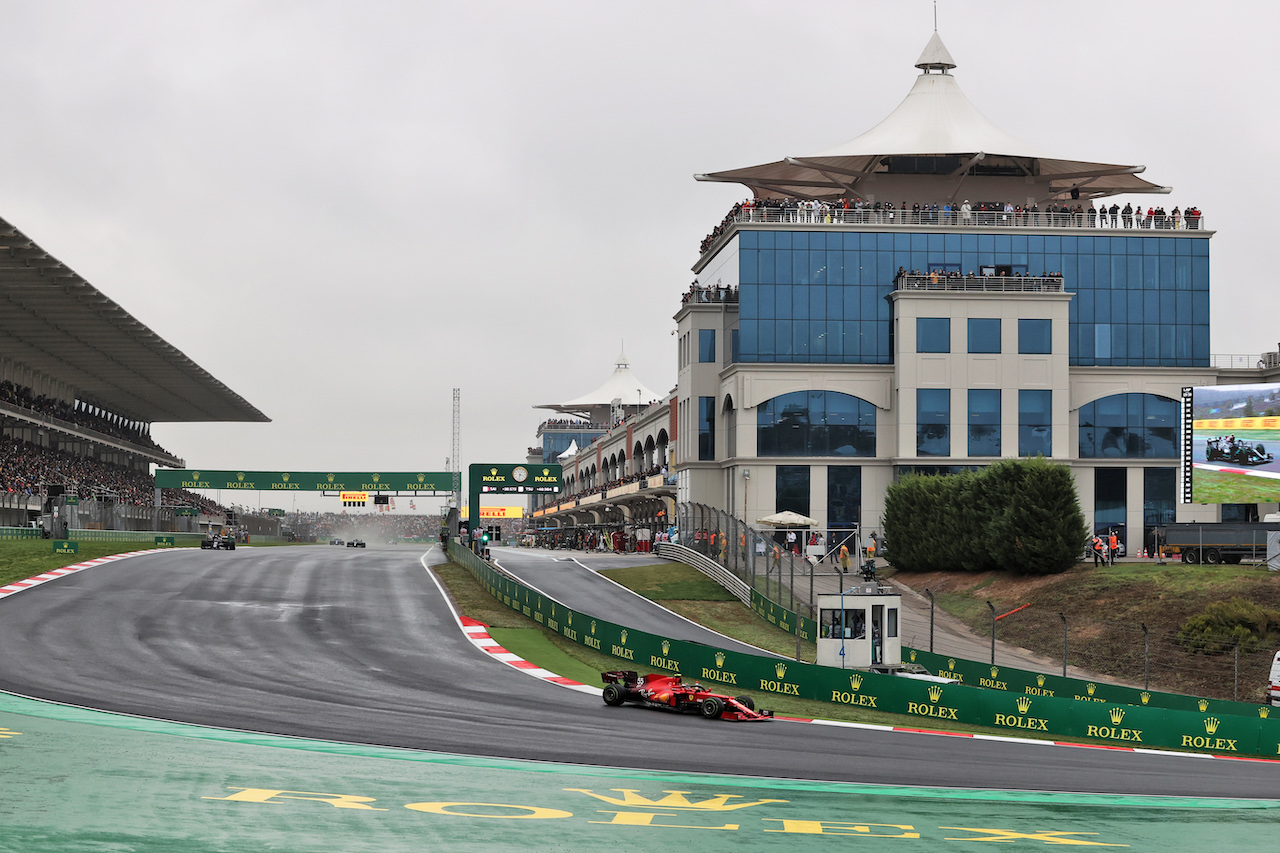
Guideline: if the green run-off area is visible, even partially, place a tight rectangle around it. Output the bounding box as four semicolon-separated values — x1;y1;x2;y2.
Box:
0;692;1276;852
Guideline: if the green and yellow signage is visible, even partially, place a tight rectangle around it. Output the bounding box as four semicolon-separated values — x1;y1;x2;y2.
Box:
154;470;454;493
54;540;78;555
155;536;175;547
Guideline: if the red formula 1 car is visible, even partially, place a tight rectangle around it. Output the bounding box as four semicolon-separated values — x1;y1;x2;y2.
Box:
600;670;773;721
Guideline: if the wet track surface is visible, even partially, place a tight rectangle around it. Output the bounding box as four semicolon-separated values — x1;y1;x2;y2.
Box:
0;545;1276;798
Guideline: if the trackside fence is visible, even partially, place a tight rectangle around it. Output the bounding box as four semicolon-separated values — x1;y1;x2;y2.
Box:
445;540;1280;757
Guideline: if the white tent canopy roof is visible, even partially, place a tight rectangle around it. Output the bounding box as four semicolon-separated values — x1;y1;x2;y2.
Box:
695;32;1169;202
536;350;662;416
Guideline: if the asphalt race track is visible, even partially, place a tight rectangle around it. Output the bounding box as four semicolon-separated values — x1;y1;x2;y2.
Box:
489;546;778;656
0;545;1275;799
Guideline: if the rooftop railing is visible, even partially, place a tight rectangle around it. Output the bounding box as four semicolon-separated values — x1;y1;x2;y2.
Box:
1210;354;1278;370
895;273;1065;293
732;206;1205;231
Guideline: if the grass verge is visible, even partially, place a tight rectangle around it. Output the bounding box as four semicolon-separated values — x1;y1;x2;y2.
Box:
0;539;311;586
431;559;1089;741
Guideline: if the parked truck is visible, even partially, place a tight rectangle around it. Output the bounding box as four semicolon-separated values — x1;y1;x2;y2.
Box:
1159;521;1280;564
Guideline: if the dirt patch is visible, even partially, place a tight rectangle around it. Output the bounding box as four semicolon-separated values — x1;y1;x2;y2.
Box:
890;563;1280;702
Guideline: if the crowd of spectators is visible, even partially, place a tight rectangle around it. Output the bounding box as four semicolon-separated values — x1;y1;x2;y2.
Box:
0;380;175;457
682;282;739;304
537;419;611;432
551;464;672;505
701;197;1206;252
0;434;225;512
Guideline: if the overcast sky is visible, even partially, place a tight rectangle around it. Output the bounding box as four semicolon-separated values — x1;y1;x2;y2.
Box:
2;1;1273;512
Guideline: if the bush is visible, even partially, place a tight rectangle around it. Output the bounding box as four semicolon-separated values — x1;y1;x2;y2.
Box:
1178;597;1280;655
883;458;1088;575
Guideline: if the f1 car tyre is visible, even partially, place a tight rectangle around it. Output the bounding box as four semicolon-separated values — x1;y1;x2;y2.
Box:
699;697;724;719
602;684;627;706
734;696;755;711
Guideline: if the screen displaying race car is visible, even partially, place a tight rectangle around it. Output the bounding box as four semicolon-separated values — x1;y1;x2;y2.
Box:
1184;382;1280;504
600;670;773;721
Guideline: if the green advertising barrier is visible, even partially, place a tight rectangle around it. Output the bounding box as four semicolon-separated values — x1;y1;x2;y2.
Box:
748;589;817;642
155;536;175;547
446;542;1280;757
0;527;42;540
53;540;79;555
903;647;1269;720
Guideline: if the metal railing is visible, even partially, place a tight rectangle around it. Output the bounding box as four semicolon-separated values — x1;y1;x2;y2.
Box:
896;273;1064;293
1210;353;1276;370
730;207;1206;231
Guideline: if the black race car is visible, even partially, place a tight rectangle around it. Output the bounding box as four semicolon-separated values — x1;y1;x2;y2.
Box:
1205;436;1274;466
347;539;366;548
200;534;236;550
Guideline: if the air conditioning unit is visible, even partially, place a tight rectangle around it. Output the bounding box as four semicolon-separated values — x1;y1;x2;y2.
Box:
1263;350;1280;369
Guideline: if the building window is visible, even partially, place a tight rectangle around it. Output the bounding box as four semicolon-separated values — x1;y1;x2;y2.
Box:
1094;467;1126;551
968;318;1001;353
1018;319;1052;354
1018;390;1052;457
698;396;715;460
756;391;876;457
699;329;716;363
776;465;811;520
827;466;861;542
917;389;950;457
967;389;1001;457
1078;393;1178;458
917;317;950;353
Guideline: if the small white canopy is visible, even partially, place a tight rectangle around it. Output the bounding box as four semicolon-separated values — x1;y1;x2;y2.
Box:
695;32;1168;203
756;510;819;528
557;440;579;460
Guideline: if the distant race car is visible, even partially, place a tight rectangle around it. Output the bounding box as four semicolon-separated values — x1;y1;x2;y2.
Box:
347;539;366;548
1206;436;1274;466
330;538;344;546
601;670;773;721
200;534;236;551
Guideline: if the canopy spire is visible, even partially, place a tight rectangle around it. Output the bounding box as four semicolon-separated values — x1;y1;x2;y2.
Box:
915;31;956;74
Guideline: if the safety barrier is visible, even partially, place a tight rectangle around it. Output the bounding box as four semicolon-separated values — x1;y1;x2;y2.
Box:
901;647;1269;720
0;526;42;540
65;529;206;544
445;540;1280;757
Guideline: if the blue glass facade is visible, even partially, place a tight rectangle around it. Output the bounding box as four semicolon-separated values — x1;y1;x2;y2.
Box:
735;230;1209;367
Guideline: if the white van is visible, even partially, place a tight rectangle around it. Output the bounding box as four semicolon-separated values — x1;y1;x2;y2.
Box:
1269;650;1280;707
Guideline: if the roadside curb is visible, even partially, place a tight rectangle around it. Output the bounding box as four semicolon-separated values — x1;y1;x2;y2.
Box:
0;550;166;600
457;617;601;695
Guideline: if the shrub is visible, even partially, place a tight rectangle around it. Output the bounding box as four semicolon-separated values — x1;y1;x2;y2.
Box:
1178;597;1280;655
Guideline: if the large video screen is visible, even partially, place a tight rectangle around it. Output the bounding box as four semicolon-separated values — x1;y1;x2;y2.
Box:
1183;383;1280;504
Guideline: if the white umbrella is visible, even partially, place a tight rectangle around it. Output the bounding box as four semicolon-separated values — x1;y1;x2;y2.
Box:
755;510;818;528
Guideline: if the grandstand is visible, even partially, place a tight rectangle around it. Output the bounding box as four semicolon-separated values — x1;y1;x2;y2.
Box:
0;213;268;536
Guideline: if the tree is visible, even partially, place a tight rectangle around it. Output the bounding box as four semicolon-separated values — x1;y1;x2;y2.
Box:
883;458;1088;575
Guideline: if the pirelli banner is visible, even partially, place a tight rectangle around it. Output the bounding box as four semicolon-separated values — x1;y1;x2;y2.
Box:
447;542;1280;757
749;589;817;643
902;647;1268;720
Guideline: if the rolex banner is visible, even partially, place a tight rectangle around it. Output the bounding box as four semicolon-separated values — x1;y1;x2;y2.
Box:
448;542;1280;757
154;469;454;493
749;589;817;643
903;647;1268;720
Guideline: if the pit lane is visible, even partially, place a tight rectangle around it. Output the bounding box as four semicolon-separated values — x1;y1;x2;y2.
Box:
0;545;1274;799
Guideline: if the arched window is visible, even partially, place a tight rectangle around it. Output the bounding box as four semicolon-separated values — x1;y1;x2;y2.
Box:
757;391;876;457
1078;393;1178;458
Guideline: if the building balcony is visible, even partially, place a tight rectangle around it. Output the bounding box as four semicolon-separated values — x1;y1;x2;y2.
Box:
895;272;1064;293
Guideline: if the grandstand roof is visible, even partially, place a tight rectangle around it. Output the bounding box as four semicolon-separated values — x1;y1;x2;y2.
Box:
0;215;268;423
